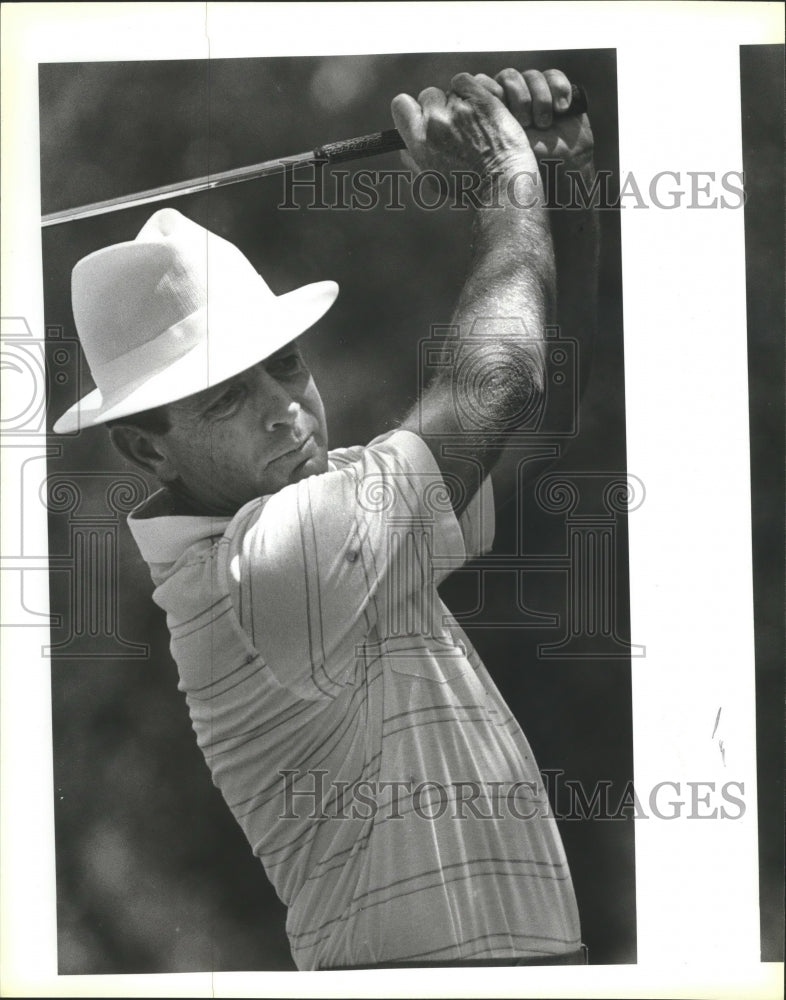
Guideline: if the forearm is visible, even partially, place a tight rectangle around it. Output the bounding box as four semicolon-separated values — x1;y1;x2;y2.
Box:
453;171;556;334
407;180;555;499
442;167;556;429
485;163;600;505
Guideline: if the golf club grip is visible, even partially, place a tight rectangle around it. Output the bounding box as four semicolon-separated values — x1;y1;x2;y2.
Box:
315;84;588;165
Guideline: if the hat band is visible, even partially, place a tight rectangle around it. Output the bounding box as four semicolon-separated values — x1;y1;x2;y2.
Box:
90;307;207;398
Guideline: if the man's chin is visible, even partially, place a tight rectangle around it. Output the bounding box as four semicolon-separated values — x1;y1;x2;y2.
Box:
257;452;327;496
289;451;329;483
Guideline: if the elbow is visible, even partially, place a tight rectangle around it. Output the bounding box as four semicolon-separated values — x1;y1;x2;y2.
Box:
502;343;547;429
453;337;546;434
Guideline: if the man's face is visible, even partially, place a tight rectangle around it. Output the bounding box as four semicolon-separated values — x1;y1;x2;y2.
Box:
153;341;329;516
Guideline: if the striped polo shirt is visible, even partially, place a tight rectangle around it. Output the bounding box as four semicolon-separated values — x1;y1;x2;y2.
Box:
128;429;580;969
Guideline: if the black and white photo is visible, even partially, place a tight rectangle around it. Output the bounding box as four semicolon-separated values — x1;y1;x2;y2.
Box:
1;3;782;998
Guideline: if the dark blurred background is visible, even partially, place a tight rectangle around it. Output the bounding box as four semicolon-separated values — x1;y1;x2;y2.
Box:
40;51;638;972
740;44;785;964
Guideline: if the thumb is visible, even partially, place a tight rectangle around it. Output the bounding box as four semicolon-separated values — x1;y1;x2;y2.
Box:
391;92;425;147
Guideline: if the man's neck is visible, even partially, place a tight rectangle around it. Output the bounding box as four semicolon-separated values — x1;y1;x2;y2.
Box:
146;482;225;519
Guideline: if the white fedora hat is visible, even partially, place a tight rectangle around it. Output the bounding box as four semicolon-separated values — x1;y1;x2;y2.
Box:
53;208;338;434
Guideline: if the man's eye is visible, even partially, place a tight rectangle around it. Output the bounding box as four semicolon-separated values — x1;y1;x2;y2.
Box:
205;386;244;417
267;352;304;377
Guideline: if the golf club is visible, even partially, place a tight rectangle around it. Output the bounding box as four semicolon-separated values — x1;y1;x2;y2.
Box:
41;84;588;227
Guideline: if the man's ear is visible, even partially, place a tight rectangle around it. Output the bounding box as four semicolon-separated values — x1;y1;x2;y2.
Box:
108;425;176;481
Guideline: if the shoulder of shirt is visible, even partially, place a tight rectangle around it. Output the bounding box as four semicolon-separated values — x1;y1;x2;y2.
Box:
221;429;432;546
133;429;432;564
327;428;417;469
128;488;230;569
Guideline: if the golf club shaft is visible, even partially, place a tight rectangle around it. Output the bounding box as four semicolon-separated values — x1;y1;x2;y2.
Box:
41;84;588;228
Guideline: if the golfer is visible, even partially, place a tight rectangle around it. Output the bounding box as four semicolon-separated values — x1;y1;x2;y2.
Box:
54;67;598;970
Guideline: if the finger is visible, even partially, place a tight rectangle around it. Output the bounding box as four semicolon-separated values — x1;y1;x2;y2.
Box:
449;71;498;108
543;69;573;114
417;86;448;112
523;69;553;128
473;72;505;102
495;67;532;126
391;93;425;144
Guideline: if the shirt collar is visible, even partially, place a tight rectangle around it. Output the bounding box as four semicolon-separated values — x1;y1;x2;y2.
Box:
127;488;231;566
129;457;343;567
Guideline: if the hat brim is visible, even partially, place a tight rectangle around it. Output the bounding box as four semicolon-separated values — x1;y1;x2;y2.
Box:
53;280;338;434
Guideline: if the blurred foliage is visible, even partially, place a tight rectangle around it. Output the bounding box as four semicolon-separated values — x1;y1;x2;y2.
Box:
41;50;636;972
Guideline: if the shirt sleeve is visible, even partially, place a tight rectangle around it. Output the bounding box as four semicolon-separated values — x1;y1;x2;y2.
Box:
222;429;474;700
458;475;495;562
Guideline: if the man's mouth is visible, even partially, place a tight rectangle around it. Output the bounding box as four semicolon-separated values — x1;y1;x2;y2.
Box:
270;433;313;465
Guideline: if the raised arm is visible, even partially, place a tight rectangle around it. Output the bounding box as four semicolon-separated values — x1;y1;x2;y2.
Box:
492;68;599;434
394;69;596;518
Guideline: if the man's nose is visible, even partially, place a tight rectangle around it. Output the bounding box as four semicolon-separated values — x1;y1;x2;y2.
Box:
253;368;301;431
